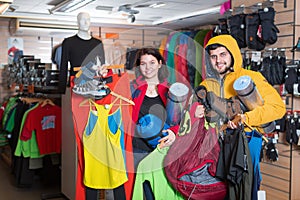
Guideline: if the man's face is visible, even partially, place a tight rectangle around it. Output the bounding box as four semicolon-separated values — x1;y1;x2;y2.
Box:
209;46;232;76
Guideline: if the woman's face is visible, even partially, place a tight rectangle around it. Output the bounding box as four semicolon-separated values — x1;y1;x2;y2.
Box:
139;54;161;80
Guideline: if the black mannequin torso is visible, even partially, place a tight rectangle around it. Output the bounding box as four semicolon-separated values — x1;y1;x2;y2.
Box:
58;34;105;93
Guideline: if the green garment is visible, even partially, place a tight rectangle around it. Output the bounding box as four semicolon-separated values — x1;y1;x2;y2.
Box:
166;32;181;84
14;103;43;158
132;146;184;200
0;97;18;147
2;97;18;129
194;29;210;87
5;107;16;132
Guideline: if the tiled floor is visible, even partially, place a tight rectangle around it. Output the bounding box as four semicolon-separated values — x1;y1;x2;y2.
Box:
0;157;65;200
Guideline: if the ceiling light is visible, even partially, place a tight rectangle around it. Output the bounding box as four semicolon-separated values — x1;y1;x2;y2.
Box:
127;14;135;23
0;0;13;3
0;0;13;15
0;3;10;15
149;2;166;8
49;0;96;13
152;5;221;25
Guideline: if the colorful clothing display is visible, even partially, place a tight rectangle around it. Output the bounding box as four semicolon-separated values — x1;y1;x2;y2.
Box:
70;73;134;199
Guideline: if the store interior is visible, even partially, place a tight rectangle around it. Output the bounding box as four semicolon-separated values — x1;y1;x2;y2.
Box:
0;0;300;200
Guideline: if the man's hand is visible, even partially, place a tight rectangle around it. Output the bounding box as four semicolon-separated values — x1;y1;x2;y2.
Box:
227;120;237;129
226;114;246;129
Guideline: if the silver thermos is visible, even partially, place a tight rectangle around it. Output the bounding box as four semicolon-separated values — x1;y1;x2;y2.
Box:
233;75;275;133
166;82;189;126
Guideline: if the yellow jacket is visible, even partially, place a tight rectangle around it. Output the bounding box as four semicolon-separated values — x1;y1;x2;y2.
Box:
201;35;286;131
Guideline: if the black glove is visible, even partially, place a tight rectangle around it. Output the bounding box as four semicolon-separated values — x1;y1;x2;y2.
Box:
265;142;278;161
228;14;247;48
270;56;281;85
246;13;266;51
277;56;287;85
284;67;298;94
275;115;286;132
292;115;299;145
286;115;297;144
259;7;280;44
260;56;272;84
217;18;229;34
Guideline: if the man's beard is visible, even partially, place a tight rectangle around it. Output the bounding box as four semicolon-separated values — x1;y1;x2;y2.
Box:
219;64;232;75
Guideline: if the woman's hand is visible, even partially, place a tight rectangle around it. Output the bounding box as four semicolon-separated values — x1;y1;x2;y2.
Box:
195;104;205;118
158;129;176;148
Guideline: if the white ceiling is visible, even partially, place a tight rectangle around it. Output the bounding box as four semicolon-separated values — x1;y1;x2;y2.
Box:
2;0;227;30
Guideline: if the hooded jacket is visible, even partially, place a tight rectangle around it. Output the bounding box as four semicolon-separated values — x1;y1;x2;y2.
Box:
201;35;285;130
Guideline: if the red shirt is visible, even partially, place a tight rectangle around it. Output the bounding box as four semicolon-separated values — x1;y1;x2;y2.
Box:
20;104;62;155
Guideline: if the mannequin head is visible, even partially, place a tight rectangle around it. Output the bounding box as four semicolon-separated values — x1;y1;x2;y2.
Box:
77;12;91;40
77;12;90;31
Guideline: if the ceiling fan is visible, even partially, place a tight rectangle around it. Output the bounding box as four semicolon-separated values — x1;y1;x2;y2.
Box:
96;1;150;23
95;1;161;15
95;1;165;23
116;4;141;15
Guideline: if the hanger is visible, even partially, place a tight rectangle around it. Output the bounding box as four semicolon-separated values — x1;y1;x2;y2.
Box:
110;91;134;105
262;1;274;9
243;121;268;143
79;98;95;107
20;97;44;104
41;98;55;107
106;64;125;76
233;5;244;15
79;90;134;107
